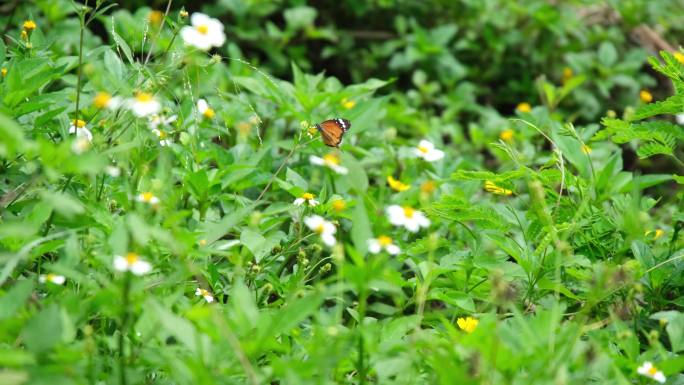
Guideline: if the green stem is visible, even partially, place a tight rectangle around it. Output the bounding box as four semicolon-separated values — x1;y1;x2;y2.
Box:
119;272;131;385
357;289;367;385
74;0;88;120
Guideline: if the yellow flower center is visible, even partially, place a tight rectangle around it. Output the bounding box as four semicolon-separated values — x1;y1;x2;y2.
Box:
323;153;340;165
94;92;112;109
149;10;164;25
1;68;7;77
341;98;356;109
457;317;479;333
23;20;37;31
377;235;393;247
141;192;155;202
302;193;315;200
332;199;346;212
516;102;532;113
315;224;325;234
135;92;153;102
403;207;415;218
157;130;167;139
675;52;684;64
418;145;430;154
421;180;436;194
125;252;139;265
21;30;28;40
640;90;653;103
197;24;209;34
499;129;514;141
200;289;210;296
46;273;56;282
581;144;592;154
648;366;658;376
203;107;215;119
654;229;664;239
72;119;86;128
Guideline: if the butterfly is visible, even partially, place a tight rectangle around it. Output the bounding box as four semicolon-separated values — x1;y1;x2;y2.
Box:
315;118;351;147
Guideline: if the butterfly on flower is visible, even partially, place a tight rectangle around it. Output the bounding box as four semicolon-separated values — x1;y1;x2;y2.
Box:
314;118;351;147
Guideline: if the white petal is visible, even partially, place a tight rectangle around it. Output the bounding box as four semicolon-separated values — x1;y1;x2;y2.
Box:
418;140;434;151
386;244;401;255
304;215;323;230
294;198;305;206
180;27;212;50
367;240;381;254
197;99;208;113
321;233;336;246
332;165;348;175
386;205;406;225
415;212;431;228
404;219;420;233
637;362;652;376
309;199;319;207
39;275;47;283
654;372;666;383
309;155;325;166
195;288;202;296
113;256;129;272
51;275;66;285
322;221;336;235
424;149;445;162
131;260;152;275
677;113;684;125
190;13;211;27
203;294;214;303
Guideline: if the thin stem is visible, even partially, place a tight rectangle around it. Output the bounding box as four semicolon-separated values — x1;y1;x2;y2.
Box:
144;0;173;65
74;0;88;120
119;272;132;385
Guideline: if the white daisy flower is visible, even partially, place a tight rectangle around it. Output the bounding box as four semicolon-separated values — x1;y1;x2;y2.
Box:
304;215;337;246
113;252;152;275
148;114;177;130
677;113;684;125
195;287;214;303
197;99;216;119
39;273;66;285
414;139;445;162
294;192;319;207
180;13;226;50
105;166;121;177
368;235;400;255
127;92;161;117
93;92;121;110
637;362;666;383
69;119;93;141
151;128;172;146
386;205;430;232
309;153;348;175
136;192;160;205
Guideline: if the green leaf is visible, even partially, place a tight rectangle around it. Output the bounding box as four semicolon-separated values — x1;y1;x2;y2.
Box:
0;280;34;320
21;304;63;352
0;112;27;158
597;42;617;66
148;299;198;353
351;199;372;255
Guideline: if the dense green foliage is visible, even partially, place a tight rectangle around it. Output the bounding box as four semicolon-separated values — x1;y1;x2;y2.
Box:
1;0;684;384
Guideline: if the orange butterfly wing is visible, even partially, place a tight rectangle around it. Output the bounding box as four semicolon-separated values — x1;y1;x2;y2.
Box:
316;118;351;147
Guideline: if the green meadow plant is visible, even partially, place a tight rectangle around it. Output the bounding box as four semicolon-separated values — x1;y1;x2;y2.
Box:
0;1;683;385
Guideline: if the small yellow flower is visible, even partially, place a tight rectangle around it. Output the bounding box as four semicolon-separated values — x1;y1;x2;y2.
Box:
516;102;532;113
1;68;7;77
654;229;665;239
387;176;410;192
72;119;86;128
148;10;164;25
306;126;319;138
562;67;573;84
640;90;653;103
674;52;684;64
484;181;512;196
199;239;207;246
197;99;215;119
341;98;356;109
499;129;514;142
332;199;346;212
421;180;436;194
23;20;37;31
457;316;478;333
294;192;319;207
180;10;189;18
136;191;160;205
581;144;592;154
20;30;28;41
